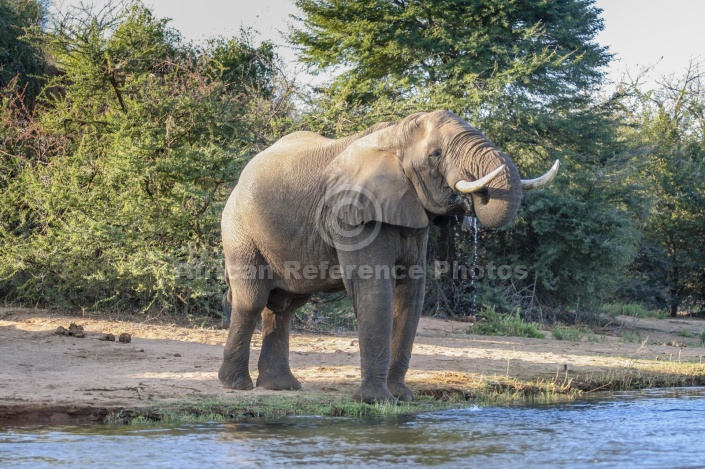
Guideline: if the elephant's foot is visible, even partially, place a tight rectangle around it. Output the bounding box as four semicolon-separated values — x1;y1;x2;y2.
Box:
218;365;254;390
256;370;302;391
353;383;396;404
387;381;414;402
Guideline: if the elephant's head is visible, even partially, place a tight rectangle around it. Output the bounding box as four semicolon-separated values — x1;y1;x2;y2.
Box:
326;110;558;234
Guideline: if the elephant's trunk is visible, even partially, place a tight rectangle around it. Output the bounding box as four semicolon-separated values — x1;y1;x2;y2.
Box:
470;153;522;228
459;158;560;227
444;128;523;228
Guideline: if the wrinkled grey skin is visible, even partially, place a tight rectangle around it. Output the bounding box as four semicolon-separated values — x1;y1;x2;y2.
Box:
219;111;523;403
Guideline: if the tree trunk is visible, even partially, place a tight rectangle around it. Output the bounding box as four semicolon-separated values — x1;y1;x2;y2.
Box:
669;297;679;318
669;264;680;318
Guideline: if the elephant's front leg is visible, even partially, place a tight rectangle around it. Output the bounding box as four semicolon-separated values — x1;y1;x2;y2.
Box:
387;269;426;401
347;275;395;403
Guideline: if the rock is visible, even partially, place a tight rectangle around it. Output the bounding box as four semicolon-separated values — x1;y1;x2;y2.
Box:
68;323;85;338
54;323;85;338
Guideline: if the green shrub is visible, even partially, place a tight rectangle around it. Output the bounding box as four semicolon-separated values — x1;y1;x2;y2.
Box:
620;331;641;343
473;309;545;339
0;3;293;316
552;327;586;341
600;303;653;318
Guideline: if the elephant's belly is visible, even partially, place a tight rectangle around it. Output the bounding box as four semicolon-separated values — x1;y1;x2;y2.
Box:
269;259;348;295
252;232;346;294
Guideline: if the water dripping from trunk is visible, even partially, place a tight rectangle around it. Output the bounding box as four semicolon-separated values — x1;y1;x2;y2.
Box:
461;216;479;317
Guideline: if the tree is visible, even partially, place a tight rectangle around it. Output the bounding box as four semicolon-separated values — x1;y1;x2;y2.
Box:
291;0;637;317
293;0;606;102
0;1;294;314
206;32;277;97
618;64;705;316
0;0;49;107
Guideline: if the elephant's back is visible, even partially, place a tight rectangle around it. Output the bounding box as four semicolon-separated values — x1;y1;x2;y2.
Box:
236;136;334;205
223;123;397;240
222;135;335;253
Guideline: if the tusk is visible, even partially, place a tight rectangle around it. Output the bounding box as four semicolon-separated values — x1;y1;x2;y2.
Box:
455;164;507;193
521;159;560;190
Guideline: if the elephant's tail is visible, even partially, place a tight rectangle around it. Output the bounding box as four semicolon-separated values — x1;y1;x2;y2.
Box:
222;291;232;324
222;269;232;326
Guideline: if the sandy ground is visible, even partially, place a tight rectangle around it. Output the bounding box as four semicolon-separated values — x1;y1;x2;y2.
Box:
1;307;705;424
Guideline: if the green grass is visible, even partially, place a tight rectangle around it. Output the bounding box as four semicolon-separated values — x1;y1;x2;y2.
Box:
102;356;705;425
105;394;469;425
551;326;602;342
552;326;586;341
105;382;584;426
600;303;655;318
105;363;705;426
620;330;642;343
473;309;545;339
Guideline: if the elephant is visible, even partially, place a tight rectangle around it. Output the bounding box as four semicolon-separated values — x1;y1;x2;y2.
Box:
218;110;558;403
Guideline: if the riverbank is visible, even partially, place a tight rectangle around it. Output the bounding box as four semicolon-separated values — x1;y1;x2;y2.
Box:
1;307;704;425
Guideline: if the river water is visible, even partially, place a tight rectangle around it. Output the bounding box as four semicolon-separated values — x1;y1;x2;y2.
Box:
2;388;705;468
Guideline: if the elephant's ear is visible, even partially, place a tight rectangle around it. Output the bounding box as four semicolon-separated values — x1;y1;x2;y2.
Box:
325;146;429;229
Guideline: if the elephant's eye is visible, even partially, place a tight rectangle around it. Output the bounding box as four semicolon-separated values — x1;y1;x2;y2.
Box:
428;149;442;159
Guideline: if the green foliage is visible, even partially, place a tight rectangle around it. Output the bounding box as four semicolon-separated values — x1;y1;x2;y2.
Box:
0;0;48;107
552;327;583;341
2;0;703;323
293;0;638;319
600;303;654;319
205;32;277;98
473;308;545;339
619;331;641;344
551;326;598;342
615;65;705;315
0;1;293;314
292;0;608;108
483;187;639;316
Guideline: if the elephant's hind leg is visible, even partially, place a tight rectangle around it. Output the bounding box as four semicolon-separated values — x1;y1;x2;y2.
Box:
256;296;310;390
219;280;268;390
